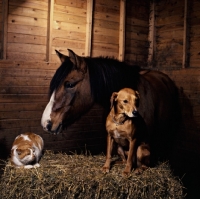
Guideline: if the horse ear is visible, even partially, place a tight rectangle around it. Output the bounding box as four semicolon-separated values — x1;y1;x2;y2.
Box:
110;92;118;109
68;49;85;71
55;50;68;63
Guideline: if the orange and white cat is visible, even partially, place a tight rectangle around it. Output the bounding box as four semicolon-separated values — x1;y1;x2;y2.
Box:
11;132;44;169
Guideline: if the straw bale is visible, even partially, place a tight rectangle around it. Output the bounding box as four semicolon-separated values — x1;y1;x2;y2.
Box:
0;150;185;199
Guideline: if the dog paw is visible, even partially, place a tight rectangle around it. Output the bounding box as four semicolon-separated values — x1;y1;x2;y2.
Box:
134;165;148;175
102;166;110;173
122;170;131;177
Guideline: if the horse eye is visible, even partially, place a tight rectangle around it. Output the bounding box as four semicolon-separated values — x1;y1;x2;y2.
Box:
123;100;128;103
64;82;74;89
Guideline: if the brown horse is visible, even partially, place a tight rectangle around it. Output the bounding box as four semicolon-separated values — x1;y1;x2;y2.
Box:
41;49;179;161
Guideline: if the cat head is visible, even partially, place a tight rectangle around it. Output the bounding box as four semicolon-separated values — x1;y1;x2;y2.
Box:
13;145;36;165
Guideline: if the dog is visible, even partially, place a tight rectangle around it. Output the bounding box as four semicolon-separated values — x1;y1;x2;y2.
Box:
102;88;150;176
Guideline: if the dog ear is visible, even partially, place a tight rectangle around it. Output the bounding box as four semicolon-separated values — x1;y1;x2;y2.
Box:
110;92;118;109
135;91;140;107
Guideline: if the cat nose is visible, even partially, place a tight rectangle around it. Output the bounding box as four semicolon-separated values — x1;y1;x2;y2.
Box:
46;120;52;131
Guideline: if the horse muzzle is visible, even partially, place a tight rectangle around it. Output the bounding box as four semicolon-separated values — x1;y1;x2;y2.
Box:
42;120;63;135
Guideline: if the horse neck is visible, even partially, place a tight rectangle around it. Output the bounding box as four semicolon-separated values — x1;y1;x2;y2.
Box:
86;57;140;107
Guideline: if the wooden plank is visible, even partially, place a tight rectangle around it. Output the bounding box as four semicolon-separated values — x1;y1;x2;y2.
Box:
9;5;48;19
85;0;93;56
54;12;86;24
47;0;54;62
7;32;46;45
93;34;118;45
9;0;48;11
52;38;85;49
92;26;118;37
53;21;86;33
8;24;47;37
91;49;118;58
0;102;50;112
182;0;189;68
0;119;41;129
52;29;86;41
94;11;119;23
0;111;43;120
54;4;86;17
0;86;49;94
55;0;87;9
0;94;49;103
6;48;45;60
93;18;119;31
8;14;48;28
7;42;46;54
0;67;54;78
2;0;8;59
118;0;125;61
0;60;59;69
92;42;118;52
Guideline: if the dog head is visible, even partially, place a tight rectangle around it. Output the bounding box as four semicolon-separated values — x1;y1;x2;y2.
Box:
110;88;140;117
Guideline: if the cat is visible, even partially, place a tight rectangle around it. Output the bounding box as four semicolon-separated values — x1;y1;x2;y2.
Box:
11;132;44;169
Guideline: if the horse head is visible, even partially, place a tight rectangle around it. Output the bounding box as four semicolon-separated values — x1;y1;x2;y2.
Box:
41;49;94;134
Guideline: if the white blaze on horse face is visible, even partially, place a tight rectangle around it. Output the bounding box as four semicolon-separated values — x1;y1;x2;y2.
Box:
41;91;55;131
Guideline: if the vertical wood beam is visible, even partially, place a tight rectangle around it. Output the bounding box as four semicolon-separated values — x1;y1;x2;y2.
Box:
85;0;93;57
119;0;126;61
2;0;8;59
46;0;54;62
148;1;156;67
182;0;189;68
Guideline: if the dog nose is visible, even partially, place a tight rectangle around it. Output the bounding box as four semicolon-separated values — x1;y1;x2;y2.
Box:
46;120;52;131
132;110;139;117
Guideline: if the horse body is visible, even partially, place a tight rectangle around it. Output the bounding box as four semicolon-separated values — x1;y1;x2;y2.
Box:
41;49;179;160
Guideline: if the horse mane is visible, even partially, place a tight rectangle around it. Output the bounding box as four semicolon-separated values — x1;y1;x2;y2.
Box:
49;56;141;107
49;58;73;96
85;57;141;107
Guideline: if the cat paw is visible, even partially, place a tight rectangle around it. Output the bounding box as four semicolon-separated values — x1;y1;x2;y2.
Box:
24;165;34;169
34;163;40;168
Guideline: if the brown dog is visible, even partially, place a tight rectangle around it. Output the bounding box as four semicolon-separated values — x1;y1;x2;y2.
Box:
102;88;150;176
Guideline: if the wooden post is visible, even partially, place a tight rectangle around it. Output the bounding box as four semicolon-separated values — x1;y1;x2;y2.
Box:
85;0;93;57
119;0;126;62
2;0;8;59
46;0;54;62
148;1;156;67
182;0;189;68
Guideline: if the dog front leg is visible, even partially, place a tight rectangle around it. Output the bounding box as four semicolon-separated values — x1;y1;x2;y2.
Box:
102;134;114;173
123;139;136;176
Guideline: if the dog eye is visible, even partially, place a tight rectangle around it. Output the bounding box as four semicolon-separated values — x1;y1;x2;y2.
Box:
17;151;21;155
123;100;128;103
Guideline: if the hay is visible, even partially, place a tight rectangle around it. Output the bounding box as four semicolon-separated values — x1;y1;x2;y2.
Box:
0;150;185;199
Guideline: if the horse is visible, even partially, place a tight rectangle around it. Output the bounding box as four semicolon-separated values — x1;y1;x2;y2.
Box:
41;49;179;161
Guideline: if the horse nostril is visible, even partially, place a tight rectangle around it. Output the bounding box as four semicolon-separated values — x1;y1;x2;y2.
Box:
46;120;52;131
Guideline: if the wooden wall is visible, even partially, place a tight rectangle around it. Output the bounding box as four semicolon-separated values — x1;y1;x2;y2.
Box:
0;0;150;156
148;1;200;197
125;1;149;66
